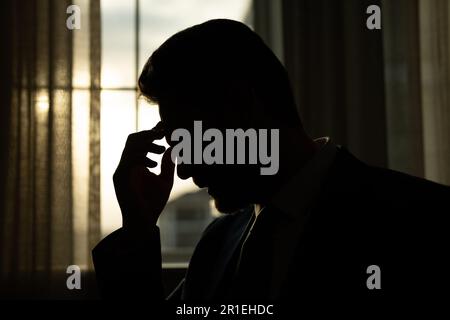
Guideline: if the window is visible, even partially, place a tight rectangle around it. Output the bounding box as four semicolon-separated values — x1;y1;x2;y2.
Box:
98;0;253;265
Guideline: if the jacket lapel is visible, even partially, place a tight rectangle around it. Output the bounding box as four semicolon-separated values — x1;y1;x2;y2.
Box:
182;206;254;300
204;208;254;299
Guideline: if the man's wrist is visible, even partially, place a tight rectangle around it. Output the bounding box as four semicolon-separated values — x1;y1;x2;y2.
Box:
122;221;159;241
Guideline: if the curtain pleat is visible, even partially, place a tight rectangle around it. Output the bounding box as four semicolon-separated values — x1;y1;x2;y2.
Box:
282;0;387;168
0;0;101;297
282;0;450;183
382;0;425;178
48;0;74;272
418;0;450;185
88;0;101;259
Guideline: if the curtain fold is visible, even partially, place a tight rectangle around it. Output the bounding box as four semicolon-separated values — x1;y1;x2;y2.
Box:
281;0;450;185
88;0;102;267
282;0;387;168
382;0;450;185
382;0;424;178
0;0;101;297
418;0;450;185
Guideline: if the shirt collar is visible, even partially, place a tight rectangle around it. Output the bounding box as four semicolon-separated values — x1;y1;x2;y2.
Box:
269;137;337;219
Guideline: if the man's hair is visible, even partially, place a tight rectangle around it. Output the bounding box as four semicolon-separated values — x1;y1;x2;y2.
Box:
138;19;301;127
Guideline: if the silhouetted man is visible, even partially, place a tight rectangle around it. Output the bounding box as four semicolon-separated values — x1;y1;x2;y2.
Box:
93;19;449;306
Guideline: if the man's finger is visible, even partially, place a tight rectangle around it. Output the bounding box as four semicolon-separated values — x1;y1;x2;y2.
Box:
143;157;158;168
124;124;166;150
138;143;166;154
118;154;158;169
159;147;175;182
121;142;166;163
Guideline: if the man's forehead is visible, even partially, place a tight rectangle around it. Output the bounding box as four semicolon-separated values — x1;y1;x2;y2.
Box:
159;109;214;128
158;101;249;130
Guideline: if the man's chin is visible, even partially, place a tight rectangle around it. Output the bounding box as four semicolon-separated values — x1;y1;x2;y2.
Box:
212;196;250;214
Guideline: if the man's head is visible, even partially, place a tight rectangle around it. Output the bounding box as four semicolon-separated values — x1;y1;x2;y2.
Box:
139;19;305;213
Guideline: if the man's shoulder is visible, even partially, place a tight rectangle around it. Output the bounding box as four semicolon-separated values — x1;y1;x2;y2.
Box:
332;147;450;204
364;164;450;210
369;164;449;192
318;148;450;238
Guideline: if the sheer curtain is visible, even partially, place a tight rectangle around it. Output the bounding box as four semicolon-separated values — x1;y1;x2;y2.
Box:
0;0;101;297
280;0;450;184
281;0;387;168
383;0;450;185
417;0;450;185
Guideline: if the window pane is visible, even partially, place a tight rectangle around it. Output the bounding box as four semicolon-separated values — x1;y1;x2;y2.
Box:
139;0;253;71
138;0;253;264
99;0;253;263
159;190;214;263
72;89;90;268
72;0;90;88
100;90;136;236
101;0;136;88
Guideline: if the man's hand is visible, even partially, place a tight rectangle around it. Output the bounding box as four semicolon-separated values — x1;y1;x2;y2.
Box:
113;122;175;232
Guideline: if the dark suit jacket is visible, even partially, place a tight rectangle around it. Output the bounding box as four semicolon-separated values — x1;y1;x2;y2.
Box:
92;147;449;307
